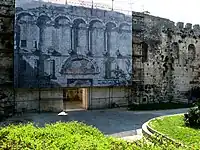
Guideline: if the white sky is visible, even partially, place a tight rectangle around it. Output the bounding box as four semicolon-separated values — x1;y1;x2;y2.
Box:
43;0;200;24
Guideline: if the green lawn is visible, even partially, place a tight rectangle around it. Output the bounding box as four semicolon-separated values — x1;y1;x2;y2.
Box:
0;121;186;150
149;115;200;148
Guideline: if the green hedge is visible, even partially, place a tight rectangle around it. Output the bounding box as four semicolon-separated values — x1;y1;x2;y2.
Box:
0;122;190;150
0;122;132;150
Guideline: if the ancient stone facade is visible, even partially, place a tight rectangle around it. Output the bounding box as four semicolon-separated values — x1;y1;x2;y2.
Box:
1;0;200;114
14;0;132;88
132;12;200;104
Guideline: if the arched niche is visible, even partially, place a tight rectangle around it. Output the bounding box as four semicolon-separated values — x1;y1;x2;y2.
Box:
188;44;196;61
72;18;87;54
118;23;132;56
54;16;71;55
105;22;117;56
36;15;52;53
16;12;36;50
89;19;104;56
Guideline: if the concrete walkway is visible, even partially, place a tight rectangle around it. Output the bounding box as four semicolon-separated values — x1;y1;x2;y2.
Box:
1;108;189;140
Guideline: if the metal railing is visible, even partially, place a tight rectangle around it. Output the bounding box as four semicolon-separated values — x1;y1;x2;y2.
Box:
40;0;133;15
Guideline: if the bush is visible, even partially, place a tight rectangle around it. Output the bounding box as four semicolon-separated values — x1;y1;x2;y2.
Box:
0;121;187;150
184;99;200;128
0;121;135;150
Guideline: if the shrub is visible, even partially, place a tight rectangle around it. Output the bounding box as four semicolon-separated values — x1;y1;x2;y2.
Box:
184;99;200;128
0;122;135;150
0;121;186;150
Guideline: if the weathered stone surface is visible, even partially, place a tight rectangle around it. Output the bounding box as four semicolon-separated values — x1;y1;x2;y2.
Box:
132;12;200;104
0;0;14;118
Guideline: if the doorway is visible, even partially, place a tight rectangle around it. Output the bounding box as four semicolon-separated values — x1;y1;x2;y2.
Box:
63;88;88;111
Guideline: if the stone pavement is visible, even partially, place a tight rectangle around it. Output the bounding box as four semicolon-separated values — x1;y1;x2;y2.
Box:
1;108;189;140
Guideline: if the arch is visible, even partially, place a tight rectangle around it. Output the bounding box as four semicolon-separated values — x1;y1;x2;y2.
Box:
16;12;34;21
72;18;87;28
60;55;99;75
89;19;104;28
142;42;148;62
36;15;52;26
54;16;71;26
105;22;117;31
72;18;87;52
188;44;196;61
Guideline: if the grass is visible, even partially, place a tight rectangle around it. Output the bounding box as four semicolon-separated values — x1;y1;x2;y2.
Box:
0;121;188;150
149;115;200;148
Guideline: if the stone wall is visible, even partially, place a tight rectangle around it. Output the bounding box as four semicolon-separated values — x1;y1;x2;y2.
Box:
1;0;200;114
89;87;127;109
132;12;200;104
0;0;14;118
15;87;127;112
15;88;63;112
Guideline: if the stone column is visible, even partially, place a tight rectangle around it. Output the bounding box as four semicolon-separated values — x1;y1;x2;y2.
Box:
38;25;45;52
104;28;107;52
107;30;111;55
70;24;73;50
37;24;45;78
52;25;59;51
104;27;112;79
73;26;78;53
86;25;93;56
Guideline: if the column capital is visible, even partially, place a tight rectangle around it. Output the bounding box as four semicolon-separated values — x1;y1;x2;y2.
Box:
69;23;73;28
85;24;90;29
102;27;106;30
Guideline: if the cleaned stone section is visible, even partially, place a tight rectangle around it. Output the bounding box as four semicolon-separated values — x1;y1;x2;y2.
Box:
15;87;127;112
0;0;14;118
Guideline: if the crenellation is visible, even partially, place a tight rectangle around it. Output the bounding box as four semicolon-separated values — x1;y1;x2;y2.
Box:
193;24;200;30
185;23;192;30
176;22;184;29
173;22;200;37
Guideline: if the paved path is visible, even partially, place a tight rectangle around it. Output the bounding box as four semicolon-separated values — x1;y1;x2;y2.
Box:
1;108;189;138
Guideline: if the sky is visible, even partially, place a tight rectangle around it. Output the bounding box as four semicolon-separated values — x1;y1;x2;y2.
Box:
42;0;200;24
